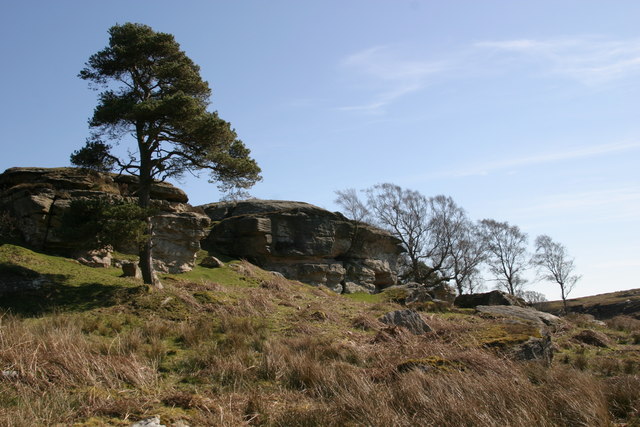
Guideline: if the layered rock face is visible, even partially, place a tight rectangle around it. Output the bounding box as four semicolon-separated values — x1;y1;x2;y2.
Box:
201;200;404;293
0;167;209;273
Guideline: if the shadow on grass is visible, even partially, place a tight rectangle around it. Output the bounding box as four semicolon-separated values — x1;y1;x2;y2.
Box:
0;263;145;316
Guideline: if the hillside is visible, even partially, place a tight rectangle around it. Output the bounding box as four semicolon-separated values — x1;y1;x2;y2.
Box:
0;243;639;426
538;288;640;319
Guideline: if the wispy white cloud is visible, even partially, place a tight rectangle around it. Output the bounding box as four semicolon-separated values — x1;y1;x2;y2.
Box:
446;140;640;178
476;37;640;85
338;36;640;113
337;45;448;113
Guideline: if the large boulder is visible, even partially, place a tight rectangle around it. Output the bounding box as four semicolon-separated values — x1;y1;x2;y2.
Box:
200;200;404;292
475;305;562;327
454;290;525;308
0;167;208;274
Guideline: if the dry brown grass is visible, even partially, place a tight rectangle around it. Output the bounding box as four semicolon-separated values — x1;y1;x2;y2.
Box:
1;253;639;426
0;314;158;425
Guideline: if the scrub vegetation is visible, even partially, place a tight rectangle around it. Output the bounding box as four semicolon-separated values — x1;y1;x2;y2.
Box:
0;243;638;426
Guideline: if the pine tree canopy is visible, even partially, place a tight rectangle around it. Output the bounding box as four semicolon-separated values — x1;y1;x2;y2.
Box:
73;22;261;193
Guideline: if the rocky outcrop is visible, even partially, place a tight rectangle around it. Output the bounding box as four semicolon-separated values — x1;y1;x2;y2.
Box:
200;200;404;292
0;167;209;273
454;290;526;308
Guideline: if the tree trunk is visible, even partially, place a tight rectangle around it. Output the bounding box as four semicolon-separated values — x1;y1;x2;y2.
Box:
561;285;568;314
137;143;162;289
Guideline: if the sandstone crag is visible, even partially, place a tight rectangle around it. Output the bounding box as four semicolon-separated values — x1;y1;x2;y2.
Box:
0;167;209;273
200;200;404;293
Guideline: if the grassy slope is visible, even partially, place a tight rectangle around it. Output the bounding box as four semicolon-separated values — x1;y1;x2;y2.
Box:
0;243;639;426
538;288;640;319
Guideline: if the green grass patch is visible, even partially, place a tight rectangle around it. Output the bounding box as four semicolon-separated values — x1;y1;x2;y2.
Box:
342;292;384;303
164;264;260;288
0;244;144;315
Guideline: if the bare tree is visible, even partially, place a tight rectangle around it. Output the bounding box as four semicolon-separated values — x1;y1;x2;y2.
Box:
479;219;528;296
450;220;486;295
425;195;463;283
532;235;580;313
337;184;478;286
464;269;487;294
334;188;370;223
364;183;432;282
518;290;548;305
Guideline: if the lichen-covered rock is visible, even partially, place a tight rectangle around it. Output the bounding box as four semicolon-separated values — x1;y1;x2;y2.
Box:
0;167;208;274
200;200;404;292
475;305;562;327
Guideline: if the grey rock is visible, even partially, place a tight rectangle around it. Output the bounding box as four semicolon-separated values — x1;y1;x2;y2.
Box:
573;329;610;347
201;200;404;292
382;283;446;304
130;417;165;427
513;335;554;364
428;283;457;303
200;255;224;268
1;370;19;379
475;305;562;327
379;309;432;335
270;271;286;279
455;290;526;308
342;281;376;294
122;261;142;279
151;212;210;274
75;247;112;268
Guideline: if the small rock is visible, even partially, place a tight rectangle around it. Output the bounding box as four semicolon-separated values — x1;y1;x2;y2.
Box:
573;329;610;347
200;255;224;268
513;335;554;365
342;282;372;294
75;247;112;268
427;283;457;303
131;416;165;427
122;261;142;279
379;309;432;335
1;370;19;379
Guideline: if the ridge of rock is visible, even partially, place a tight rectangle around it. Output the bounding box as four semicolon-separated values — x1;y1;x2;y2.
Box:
200;200;404;293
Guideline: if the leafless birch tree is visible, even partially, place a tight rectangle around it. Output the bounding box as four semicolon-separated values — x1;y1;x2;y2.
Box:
532;235;580;313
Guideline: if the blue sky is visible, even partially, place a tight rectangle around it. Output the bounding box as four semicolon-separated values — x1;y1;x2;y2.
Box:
1;1;639;300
